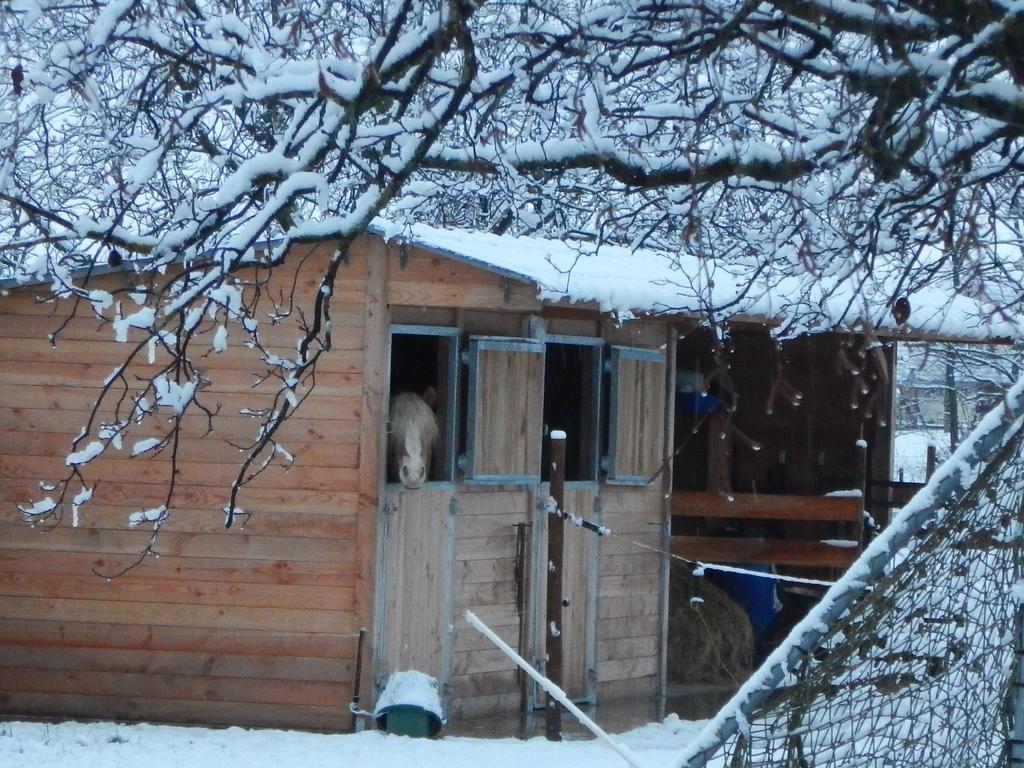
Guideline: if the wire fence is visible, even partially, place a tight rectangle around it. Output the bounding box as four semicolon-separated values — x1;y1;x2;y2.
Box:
676;380;1024;768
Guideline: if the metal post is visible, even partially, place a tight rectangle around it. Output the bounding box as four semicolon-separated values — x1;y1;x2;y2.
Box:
350;627;366;732
513;521;530;716
545;432;566;741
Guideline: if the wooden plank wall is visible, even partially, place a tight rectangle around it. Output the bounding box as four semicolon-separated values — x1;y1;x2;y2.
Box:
378;488;454;682
0;239;380;730
596;323;671;702
526;486;598;706
557;487;597;700
448;489;531;720
596;488;663;701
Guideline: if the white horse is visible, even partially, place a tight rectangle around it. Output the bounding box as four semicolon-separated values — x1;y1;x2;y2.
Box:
388;388;440;489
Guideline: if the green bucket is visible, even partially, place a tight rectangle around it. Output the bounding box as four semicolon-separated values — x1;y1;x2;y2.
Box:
375;704;443;738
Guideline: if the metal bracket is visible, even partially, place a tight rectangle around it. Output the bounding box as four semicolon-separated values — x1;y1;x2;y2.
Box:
398;244;409;270
449;497;461;516
383;501;398;515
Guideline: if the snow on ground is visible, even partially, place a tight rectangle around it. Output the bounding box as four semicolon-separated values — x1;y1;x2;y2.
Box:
893;429;947;483
0;714;707;768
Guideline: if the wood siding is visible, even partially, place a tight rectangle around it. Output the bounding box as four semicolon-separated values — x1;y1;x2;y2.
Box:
595;488;664;701
449;489;531;720
530;486;599;703
0;238;673;729
0;239;380;730
377;488;454;683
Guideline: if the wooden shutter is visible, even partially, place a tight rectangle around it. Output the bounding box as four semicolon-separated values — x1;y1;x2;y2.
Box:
605;346;666;485
462;336;544;483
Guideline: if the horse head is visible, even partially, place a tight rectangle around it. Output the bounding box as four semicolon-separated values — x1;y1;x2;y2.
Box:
389;388;440;490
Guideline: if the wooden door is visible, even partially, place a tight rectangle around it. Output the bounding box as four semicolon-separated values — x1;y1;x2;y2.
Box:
376;488;455;694
531;486;599;704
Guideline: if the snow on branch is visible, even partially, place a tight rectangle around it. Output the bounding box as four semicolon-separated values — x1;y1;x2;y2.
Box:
3;0;1024;551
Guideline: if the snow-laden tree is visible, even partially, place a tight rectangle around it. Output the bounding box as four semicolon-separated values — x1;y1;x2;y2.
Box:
3;0;1024;527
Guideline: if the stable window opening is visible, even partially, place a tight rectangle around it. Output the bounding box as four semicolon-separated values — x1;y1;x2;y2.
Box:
541;337;602;483
387;325;458;487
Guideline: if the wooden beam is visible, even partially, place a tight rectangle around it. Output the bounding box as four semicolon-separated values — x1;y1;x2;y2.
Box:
672;491;861;522
870;481;925;508
356;234;388;709
671;536;859;568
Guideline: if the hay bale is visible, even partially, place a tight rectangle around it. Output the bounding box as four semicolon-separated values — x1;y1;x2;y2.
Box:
668;566;754;685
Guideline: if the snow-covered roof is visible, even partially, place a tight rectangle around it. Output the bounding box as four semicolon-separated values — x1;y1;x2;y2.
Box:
3;219;1018;343
371;220;1021;342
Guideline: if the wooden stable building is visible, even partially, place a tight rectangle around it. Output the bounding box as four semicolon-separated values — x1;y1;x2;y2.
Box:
0;228;677;728
0;223;1007;730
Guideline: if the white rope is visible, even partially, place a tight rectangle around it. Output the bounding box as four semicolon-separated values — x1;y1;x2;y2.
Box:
618;536;837;588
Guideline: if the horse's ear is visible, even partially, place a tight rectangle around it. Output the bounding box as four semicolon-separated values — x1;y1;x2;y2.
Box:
421;386;438;410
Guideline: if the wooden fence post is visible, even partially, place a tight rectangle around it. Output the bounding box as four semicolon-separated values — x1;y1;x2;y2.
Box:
545;431;567;741
926;445;937;480
854;439;868;543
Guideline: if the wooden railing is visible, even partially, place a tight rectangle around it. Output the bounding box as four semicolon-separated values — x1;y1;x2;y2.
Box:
869;480;925;510
671;491;864;568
